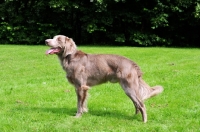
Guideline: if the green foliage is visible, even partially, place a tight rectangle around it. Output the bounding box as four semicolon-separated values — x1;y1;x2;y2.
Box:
195;2;200;18
0;22;59;44
131;32;171;46
0;0;200;46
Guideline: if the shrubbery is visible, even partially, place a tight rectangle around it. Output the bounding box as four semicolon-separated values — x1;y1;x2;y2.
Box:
0;0;200;47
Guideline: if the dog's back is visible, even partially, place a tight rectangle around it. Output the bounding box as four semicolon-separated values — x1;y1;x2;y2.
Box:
65;51;142;87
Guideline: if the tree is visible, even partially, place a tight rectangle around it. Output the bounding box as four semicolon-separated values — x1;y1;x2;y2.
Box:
0;0;200;47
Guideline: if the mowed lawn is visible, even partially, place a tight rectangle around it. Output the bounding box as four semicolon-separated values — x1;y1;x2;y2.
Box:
0;45;199;132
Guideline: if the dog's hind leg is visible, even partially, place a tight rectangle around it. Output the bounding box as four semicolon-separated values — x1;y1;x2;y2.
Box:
120;79;147;123
134;104;140;115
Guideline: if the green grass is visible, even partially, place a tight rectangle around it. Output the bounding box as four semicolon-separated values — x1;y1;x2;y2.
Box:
0;45;199;132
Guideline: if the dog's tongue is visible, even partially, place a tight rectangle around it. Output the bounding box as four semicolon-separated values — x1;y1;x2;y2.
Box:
46;48;60;55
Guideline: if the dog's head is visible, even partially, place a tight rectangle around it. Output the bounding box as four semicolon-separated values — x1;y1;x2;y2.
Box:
45;35;77;57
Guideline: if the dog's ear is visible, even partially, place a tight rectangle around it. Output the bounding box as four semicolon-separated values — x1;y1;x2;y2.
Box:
65;37;70;42
63;37;77;57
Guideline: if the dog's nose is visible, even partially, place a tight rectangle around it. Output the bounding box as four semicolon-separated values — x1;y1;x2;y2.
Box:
45;39;49;45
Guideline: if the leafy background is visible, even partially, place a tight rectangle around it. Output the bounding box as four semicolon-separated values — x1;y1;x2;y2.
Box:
0;0;200;47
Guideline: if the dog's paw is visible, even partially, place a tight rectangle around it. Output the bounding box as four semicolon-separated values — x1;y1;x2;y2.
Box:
83;108;88;113
75;113;82;118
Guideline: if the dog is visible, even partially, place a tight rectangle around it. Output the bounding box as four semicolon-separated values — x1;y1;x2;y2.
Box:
45;35;163;123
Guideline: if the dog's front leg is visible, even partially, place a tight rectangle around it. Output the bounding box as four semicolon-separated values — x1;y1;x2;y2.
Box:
81;85;90;113
75;86;84;117
75;85;89;117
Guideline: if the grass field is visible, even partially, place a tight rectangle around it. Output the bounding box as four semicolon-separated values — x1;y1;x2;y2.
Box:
0;45;199;132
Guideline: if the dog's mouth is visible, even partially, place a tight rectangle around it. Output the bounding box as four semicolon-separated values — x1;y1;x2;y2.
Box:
46;47;61;55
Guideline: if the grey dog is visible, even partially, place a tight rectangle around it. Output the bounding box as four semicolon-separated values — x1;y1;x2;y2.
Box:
45;35;163;123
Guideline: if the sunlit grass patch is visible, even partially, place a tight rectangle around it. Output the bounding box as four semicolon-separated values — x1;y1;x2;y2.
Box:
0;45;199;131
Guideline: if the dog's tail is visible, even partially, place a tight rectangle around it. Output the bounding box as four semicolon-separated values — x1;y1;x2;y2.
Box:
139;79;163;101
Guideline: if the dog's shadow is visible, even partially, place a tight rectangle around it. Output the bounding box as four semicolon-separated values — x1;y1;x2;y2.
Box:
88;108;141;121
16;106;141;121
17;107;76;116
14;106;75;117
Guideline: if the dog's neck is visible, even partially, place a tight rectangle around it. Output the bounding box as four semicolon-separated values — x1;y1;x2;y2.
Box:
58;50;87;63
57;49;77;62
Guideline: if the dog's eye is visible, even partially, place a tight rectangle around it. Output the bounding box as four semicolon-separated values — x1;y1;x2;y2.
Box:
57;37;61;42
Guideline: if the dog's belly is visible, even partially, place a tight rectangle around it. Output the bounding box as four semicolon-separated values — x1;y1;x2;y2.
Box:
86;73;119;86
86;75;107;86
108;77;118;83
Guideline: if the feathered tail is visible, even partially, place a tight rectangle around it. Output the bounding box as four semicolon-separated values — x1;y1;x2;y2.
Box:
139;79;163;100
